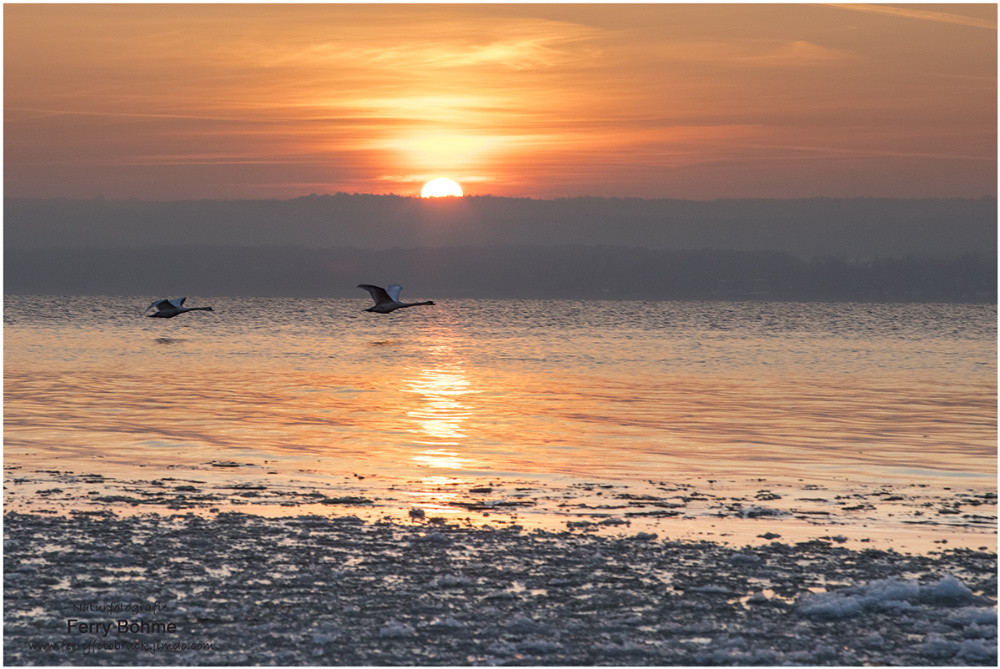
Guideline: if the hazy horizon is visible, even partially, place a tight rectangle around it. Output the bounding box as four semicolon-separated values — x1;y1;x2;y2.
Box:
4;194;995;302
4;4;996;301
6;192;993;253
7;192;999;204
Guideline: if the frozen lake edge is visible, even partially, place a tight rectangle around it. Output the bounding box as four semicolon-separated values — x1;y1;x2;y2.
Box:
3;511;997;665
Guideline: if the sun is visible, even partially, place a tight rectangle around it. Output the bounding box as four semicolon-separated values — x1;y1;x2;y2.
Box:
421;178;464;198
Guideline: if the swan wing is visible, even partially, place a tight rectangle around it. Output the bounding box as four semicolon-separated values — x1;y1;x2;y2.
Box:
358;284;392;305
147;297;185;313
387;284;403;302
147;297;176;312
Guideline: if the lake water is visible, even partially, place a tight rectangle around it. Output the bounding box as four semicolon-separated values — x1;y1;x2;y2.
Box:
3;295;996;552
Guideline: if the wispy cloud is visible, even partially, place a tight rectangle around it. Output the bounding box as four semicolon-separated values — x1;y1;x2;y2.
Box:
5;107;252;123
827;4;997;29
222;17;600;73
4;4;995;199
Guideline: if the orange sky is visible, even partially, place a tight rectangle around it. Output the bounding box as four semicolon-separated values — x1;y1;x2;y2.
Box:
3;3;996;200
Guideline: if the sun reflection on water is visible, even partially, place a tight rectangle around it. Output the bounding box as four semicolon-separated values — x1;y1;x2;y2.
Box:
401;344;479;469
412;448;473;469
404;475;471;517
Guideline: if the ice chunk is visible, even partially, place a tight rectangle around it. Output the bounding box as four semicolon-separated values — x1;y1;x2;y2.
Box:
434;574;476;588
798;577;916;619
378;621;416;638
921;633;959;659
798;575;978;621
427;616;464;631
918;574;974;605
504;614;548;634
728;552;761;566
797;593;864;620
517;639;562;654
739;505;785;518
859;631;887;650
416;531;449;545
947;607;997;629
956;638;998;663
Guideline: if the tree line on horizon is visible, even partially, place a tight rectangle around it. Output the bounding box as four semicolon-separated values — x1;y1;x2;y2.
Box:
4;245;995;302
5;194;995;262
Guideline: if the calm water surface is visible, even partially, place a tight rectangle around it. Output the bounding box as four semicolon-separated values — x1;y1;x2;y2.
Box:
4;295;996;549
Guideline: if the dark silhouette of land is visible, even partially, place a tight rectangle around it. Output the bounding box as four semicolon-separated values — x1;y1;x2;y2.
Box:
4;195;996;301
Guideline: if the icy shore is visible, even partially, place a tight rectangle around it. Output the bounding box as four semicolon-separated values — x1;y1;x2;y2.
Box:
4;511;996;665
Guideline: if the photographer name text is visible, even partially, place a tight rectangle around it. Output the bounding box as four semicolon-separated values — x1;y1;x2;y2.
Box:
67;619;178;637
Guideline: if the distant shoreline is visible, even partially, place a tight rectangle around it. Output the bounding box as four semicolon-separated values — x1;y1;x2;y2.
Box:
6;194;994;300
6;194;995;258
5;245;996;302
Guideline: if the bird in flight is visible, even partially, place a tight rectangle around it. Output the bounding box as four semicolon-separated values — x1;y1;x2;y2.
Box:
358;284;435;313
145;297;214;318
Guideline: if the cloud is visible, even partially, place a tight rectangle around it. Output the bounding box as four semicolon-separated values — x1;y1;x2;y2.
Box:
223;16;601;74
827;4;997;30
641;39;850;69
740;40;849;67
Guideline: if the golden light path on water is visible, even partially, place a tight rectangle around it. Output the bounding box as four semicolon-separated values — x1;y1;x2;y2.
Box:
3;296;995;554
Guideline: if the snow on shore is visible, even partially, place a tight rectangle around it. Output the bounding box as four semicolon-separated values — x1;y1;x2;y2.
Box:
4;511;996;665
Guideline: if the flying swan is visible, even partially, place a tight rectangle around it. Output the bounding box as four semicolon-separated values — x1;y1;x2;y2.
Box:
145;297;214;318
358;284;435;313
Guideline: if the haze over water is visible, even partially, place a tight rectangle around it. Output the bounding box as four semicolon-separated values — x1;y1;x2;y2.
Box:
3;295;996;551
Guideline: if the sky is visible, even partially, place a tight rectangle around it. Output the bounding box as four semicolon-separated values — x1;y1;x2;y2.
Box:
3;2;997;201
